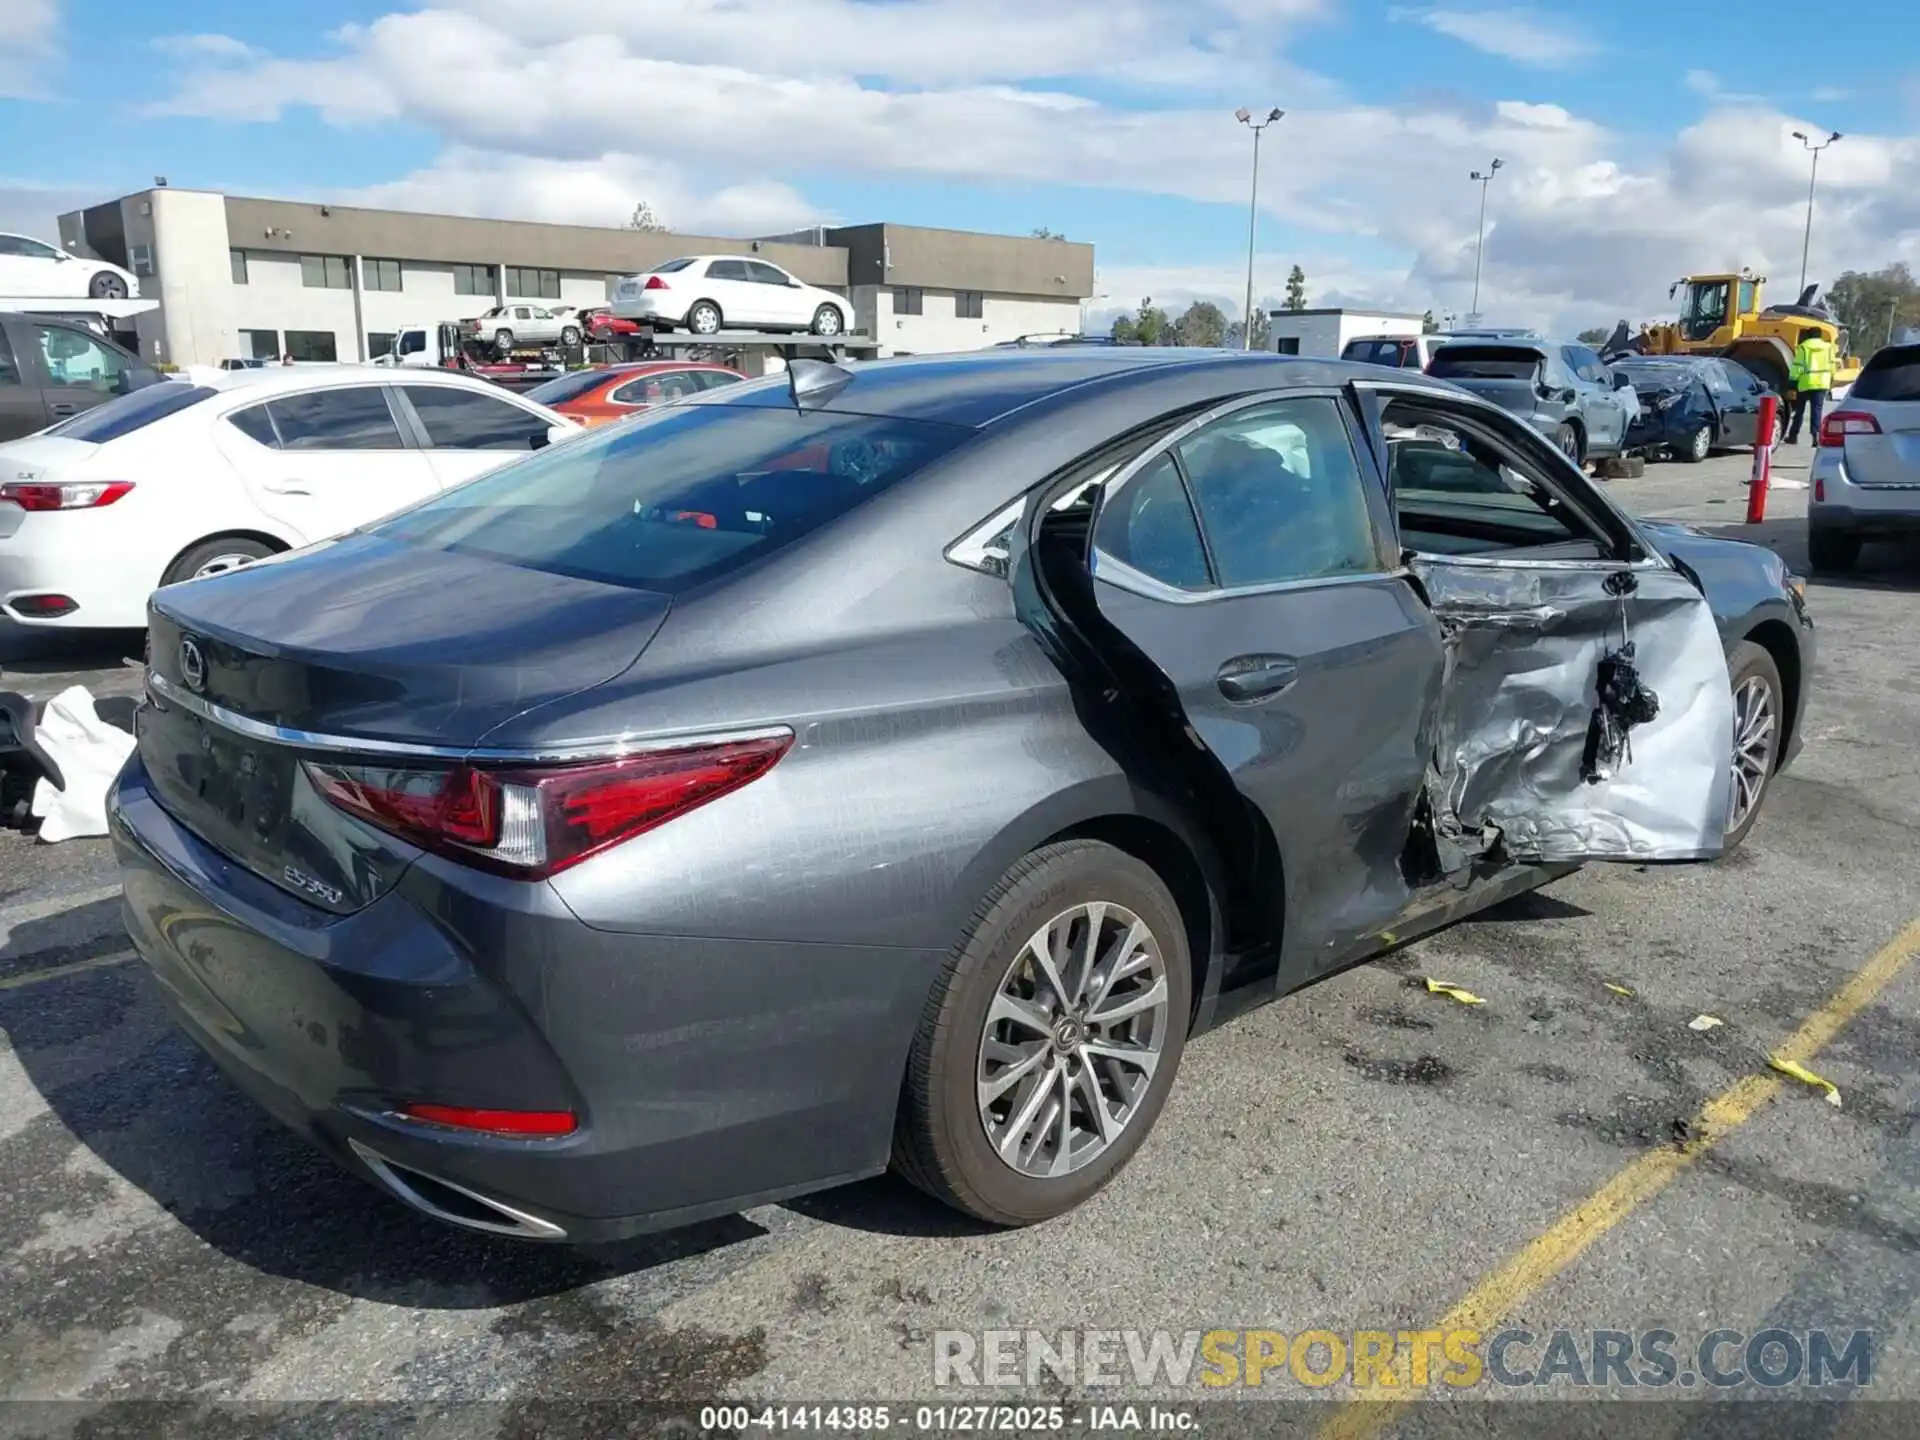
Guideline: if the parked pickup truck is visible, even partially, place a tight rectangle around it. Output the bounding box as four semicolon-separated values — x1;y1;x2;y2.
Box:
459;305;584;351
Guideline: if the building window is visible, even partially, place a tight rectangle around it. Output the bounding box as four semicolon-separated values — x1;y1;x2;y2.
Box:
453;263;496;297
894;287;924;316
1275;337;1301;355
364;258;403;293
129;244;155;277
367;332;397;359
300;254;351;290
505;266;561;300
956;291;985;320
230;249;248;285
284;330;338;363
238;328;279;360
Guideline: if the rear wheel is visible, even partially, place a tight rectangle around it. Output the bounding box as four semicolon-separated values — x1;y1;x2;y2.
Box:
811;304;844;337
493;328;515;351
89;271;129;299
1678;423;1712;463
1725;641;1783;850
686;301;723;336
1808;526;1860;574
893;840;1192;1226
1554;423;1584;466
162;536;278;586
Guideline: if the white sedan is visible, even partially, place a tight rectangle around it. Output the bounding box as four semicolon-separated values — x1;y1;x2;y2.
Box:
608;255;852;336
0;233;139;300
0;368;577;630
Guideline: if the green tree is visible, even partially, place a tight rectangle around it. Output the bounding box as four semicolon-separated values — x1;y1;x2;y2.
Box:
1112;297;1175;345
1827;263;1920;356
1173;300;1228;348
627;201;666;232
1284;265;1307;311
1030;226;1067;241
1225;309;1271;349
1576;326;1612;346
1422;309;1440;334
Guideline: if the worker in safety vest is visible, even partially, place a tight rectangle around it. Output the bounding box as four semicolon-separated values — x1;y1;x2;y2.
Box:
1783;327;1837;444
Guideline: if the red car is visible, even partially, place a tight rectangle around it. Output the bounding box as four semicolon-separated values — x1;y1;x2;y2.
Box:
521;362;746;426
579;307;643;341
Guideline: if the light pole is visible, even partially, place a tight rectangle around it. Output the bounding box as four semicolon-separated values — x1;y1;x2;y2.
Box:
1236;106;1284;350
1468;158;1503;322
1791;129;1841;294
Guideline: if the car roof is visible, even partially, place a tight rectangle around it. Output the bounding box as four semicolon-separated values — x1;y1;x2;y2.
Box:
714;348;1454;428
198;366;536;398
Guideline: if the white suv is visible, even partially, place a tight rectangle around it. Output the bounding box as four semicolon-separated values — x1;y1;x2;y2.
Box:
609;256;852;337
1807;343;1920;572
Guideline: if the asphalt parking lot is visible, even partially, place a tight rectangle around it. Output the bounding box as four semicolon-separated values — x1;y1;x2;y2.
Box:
4;445;1919;1432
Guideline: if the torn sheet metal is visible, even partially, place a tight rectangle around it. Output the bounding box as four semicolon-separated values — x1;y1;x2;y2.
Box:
1412;557;1734;864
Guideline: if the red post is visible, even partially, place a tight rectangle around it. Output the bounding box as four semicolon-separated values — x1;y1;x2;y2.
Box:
1746;393;1777;524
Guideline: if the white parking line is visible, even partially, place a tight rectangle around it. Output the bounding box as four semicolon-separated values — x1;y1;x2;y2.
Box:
0;950;137;991
0;883;124;952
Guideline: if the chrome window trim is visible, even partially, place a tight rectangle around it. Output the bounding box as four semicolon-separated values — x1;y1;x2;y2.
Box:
1093;554;1411;607
145;670;794;763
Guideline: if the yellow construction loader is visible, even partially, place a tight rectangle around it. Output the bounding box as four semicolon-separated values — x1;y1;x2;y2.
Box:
1609;270;1863;396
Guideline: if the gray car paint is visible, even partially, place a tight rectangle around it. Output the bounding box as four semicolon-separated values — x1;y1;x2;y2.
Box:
1427;339;1635;459
111;350;1813;1242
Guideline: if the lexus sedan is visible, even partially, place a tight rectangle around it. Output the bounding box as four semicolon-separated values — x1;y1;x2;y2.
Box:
111;350;1813;1243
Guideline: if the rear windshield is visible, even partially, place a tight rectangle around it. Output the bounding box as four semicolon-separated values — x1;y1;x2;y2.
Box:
1342;338;1417;367
1427;347;1541;380
1852;346;1920;403
371;404;972;594
652;257;699;274
523;369;619;405
43;382;216;443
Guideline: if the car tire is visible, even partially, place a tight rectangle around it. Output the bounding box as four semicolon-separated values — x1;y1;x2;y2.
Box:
493;329;515;351
89;271;129;300
893;839;1192;1227
811;305;845;337
687;301;723;336
1554;423;1584;466
560;326;582;347
1807;526;1860;574
162;536;278;587
1678;424;1712;463
1724;640;1784;851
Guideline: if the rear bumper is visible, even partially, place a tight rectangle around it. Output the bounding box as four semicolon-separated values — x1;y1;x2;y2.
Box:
1808;451;1920;535
0;516;156;628
1809;504;1920;537
109;757;927;1242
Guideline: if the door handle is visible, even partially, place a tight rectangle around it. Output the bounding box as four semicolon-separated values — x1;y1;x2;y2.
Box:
47;403;77;416
1216;654;1299;703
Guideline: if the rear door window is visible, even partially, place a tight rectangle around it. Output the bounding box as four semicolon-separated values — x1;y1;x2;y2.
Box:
370;405;970;594
1171;396;1387;587
1852;346;1920;403
266;386;407;450
1428;347;1540;380
45;383;216;442
610;371;705;406
402;385;551;450
1092;454;1211;591
1343;338;1416;367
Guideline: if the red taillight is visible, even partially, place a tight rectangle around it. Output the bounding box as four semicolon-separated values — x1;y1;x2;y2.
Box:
1819;410;1881;448
0;480;134;511
644;274;670;290
304;732;792;878
400;1103;577;1136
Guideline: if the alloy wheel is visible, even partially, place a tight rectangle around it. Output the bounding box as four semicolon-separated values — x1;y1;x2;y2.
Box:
1728;674;1776;835
192;553;259;580
976;901;1170;1179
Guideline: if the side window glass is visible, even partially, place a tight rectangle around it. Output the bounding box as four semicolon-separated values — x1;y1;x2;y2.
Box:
403;385;549;450
266;387;405;450
695;370;742;391
228;404;279;447
1094;454;1211;591
0;329;20;387
1175;397;1383;587
35;325;126;393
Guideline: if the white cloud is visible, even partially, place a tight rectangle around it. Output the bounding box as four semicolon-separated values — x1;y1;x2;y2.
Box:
130;0;1920;332
0;0;60;100
152;33;261;62
1389;7;1597;67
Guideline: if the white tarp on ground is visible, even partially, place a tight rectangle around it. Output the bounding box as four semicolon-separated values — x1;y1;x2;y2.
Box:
30;686;135;842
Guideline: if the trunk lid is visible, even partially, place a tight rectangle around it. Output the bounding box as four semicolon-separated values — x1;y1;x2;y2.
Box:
1841;397;1920;489
139;533;671;912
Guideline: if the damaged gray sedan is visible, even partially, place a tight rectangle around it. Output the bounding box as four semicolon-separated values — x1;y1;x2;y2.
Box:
115;349;1812;1242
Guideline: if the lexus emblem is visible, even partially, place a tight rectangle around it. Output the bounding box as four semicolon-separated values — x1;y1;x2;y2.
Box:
179;638;206;693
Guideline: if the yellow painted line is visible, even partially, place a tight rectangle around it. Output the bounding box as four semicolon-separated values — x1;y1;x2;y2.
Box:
1318;914;1920;1440
0;949;137;991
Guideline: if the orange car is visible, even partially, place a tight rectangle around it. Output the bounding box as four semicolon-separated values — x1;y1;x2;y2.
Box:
523;362;747;426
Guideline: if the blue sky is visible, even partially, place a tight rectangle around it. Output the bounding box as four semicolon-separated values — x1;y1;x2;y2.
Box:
2;0;1913;331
